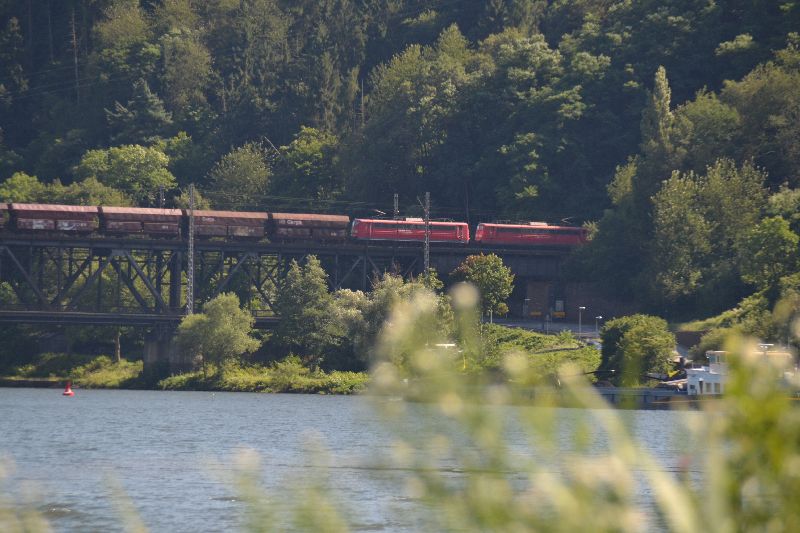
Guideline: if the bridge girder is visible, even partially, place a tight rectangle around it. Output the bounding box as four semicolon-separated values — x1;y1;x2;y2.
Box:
0;235;569;326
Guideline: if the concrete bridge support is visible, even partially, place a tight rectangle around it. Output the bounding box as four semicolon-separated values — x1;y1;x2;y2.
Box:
143;325;192;376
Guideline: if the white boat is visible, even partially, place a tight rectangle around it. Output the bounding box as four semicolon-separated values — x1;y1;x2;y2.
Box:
687;347;795;396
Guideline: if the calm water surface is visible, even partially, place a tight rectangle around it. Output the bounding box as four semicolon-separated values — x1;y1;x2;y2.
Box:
0;389;703;532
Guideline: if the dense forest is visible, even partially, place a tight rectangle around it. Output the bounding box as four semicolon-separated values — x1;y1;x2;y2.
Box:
0;0;799;323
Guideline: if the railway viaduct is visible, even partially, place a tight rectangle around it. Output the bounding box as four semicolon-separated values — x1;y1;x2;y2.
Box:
0;233;583;370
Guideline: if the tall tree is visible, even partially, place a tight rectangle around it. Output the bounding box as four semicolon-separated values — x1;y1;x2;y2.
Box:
272;127;341;202
599;314;675;387
207;143;270;210
175;292;260;375
739;217;800;291
649;171;711;302
451;254;514;317
272;256;338;363
106;79;173;145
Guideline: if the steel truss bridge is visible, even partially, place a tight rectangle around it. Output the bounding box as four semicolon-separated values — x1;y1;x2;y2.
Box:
0;234;570;327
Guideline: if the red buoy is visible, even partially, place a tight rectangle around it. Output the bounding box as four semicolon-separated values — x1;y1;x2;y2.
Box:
63;380;74;397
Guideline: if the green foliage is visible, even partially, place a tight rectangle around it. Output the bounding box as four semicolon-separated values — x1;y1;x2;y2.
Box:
675;90;740;172
208;143;270;209
450;254;514;316
156;358;368;394
768;185;800;234
273;127;341;201
477;324;599;380
173;186;211;209
71;356;143;388
94;0;151;50
3;352;141;389
0;17;27;106
648;158;767;308
599;314;675;386
74;145;176;205
0;172;131;206
106;79;173;145
272;257;337;363
159;30;212;109
175;293;260;372
739;216;800;290
650;171;711;300
8;352;94;378
0;172;46;202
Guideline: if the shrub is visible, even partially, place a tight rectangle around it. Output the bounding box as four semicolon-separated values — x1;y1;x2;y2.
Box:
600;314;676;386
71;356;142;388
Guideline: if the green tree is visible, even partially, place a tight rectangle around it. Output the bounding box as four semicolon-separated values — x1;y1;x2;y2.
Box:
599;314;675;387
0;172;47;202
451;254;514;317
0;17;27;106
272;256;337;364
635;66;687;208
74;145;176;205
327;272;453;370
674;90;740;173
51;177;132;207
90;0;161;105
106;79;174;145
720;37;800;187
208;143;270;210
159;30;212;109
273;127;341;201
173;186;211;210
767;185;800;235
175;293;260;376
0;172;131;206
739;217;800;291
650;171;711;302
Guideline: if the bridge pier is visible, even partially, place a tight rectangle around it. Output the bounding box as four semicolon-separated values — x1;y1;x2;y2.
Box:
143;326;192;376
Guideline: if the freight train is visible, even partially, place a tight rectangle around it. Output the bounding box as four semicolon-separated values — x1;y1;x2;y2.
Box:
0;203;587;247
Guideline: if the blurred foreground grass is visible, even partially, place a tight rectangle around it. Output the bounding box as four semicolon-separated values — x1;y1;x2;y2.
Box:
2;285;799;532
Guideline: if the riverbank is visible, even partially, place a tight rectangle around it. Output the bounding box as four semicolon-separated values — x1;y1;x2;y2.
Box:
0;353;368;395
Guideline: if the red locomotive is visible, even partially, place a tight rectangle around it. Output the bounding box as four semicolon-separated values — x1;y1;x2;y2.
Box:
350;218;470;244
475;222;588;246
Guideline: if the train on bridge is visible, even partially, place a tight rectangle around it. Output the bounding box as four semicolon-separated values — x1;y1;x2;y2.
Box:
0;203;588;248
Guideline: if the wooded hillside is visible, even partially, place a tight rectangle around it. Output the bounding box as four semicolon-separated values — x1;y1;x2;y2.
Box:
1;0;799;319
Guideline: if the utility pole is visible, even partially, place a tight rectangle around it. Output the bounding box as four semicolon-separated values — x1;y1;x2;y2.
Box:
393;193;399;220
186;183;195;315
158;186;165;208
423;191;430;273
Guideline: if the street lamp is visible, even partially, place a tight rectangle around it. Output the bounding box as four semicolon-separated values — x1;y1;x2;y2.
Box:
595;315;603;335
578;306;586;338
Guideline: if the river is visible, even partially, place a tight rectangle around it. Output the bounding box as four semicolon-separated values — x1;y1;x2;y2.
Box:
0;389;703;531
